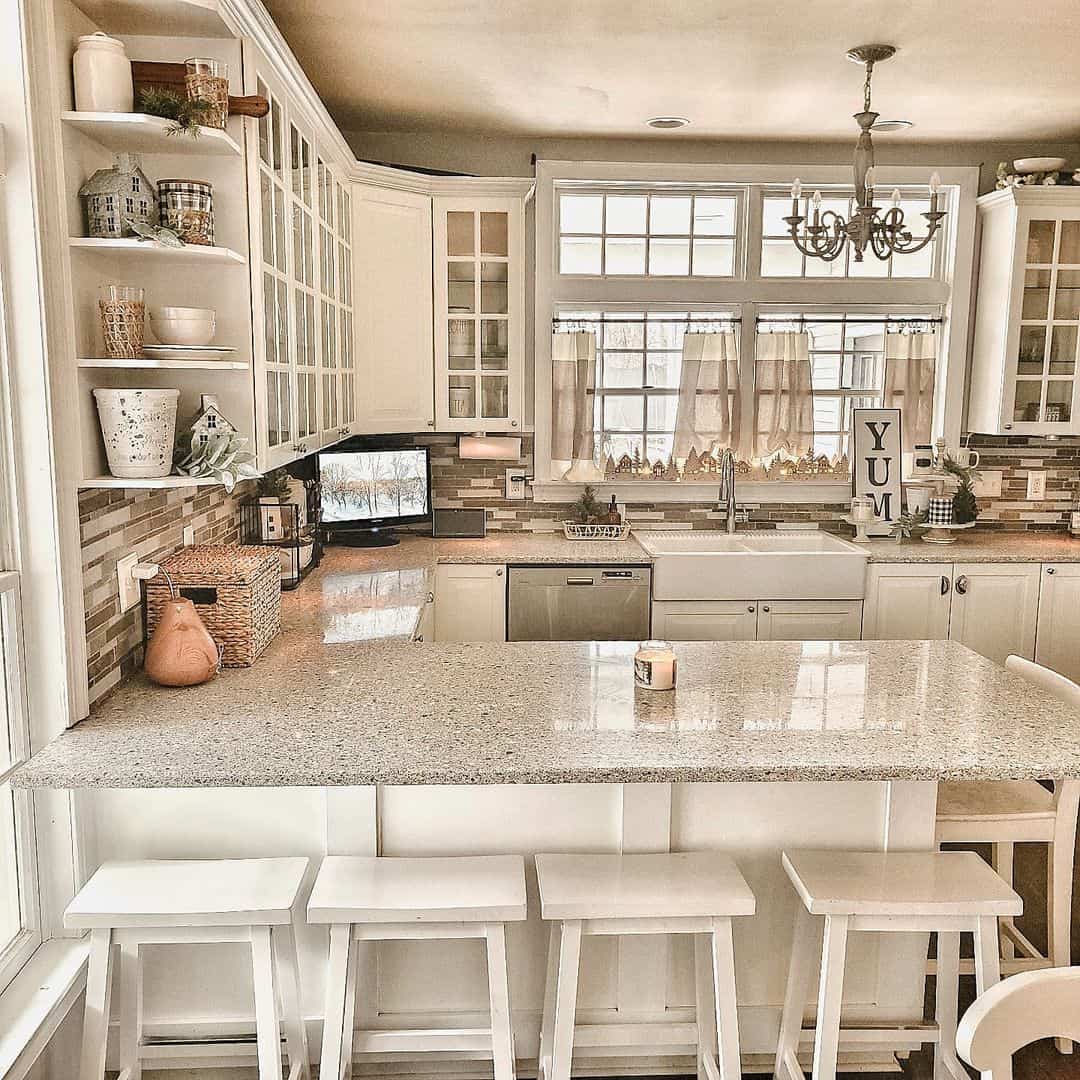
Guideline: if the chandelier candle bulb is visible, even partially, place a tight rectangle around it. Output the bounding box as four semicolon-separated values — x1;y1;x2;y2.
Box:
891;188;902;208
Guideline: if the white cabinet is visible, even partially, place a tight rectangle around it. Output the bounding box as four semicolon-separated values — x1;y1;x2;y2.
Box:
863;565;952;640
652;601;758;641
1036;563;1080;682
757;600;863;641
433;196;525;432
434;564;506;642
353;186;435;433
969;188;1080;436
653;599;862;641
865;562;1039;664
949;562;1040;664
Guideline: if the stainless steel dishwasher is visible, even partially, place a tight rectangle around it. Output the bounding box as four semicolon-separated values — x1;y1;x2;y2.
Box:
507;565;652;641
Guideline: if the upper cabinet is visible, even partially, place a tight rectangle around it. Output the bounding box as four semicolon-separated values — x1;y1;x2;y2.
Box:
969;187;1080;435
433;196;525;432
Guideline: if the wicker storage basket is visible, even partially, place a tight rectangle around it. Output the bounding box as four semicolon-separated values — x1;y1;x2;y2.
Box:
146;545;281;667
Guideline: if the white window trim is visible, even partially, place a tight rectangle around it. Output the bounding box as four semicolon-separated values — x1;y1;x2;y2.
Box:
533;160;980;504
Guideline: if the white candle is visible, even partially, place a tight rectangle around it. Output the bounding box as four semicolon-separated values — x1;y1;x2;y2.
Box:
635;640;677;691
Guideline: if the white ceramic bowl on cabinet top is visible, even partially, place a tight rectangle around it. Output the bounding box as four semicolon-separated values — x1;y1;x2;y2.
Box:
150;307;216;346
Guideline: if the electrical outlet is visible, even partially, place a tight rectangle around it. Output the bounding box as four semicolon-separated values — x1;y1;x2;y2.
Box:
116;551;140;613
504;468;527;500
973;470;1003;498
1026;470;1047;500
183;525;195;546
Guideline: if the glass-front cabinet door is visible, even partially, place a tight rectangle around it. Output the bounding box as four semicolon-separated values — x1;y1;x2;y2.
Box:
433;196;525;431
1009;215;1080;431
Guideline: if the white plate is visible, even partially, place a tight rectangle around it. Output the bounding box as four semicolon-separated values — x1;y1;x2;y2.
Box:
1012;157;1067;175
143;345;237;360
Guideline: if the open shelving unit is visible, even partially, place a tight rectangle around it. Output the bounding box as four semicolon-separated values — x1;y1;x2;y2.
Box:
58;0;258;490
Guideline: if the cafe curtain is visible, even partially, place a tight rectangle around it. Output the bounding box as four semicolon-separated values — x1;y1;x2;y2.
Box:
673;331;740;459
883;331;937;451
753;331;815;458
550;330;600;480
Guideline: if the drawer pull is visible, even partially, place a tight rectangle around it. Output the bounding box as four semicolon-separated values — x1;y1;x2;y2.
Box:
941;575;950;596
955;575;968;595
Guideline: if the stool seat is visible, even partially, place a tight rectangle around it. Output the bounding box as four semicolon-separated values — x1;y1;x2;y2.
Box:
937;780;1055;823
536;851;755;920
64;857;309;929
781;850;1022;918
307;854;526;924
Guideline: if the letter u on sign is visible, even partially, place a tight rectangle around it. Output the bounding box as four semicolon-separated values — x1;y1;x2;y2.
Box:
851;407;902;537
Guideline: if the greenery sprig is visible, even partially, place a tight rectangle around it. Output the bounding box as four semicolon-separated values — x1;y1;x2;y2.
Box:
138;87;213;139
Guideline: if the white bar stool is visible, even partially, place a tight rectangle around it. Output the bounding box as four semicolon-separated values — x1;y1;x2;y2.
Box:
307;854;527;1080
936;657;1079;1011
773;849;1022;1080
535;852;755;1080
66;857;311;1080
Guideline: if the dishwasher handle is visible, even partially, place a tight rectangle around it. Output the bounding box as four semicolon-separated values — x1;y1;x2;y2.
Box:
565;576;595;586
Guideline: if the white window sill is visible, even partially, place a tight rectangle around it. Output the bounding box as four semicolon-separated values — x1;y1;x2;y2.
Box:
0;938;88;1080
531;479;853;505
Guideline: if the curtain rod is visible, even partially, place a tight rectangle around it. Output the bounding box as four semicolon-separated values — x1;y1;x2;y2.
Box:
552;316;741;326
755;315;944;326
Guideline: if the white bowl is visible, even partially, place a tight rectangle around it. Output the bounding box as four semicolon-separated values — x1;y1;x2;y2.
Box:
154;306;215;320
150;314;216;347
1012;157;1067;175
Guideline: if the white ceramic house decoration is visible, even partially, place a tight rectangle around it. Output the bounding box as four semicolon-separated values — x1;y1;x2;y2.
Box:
189;400;236;449
79;153;158;239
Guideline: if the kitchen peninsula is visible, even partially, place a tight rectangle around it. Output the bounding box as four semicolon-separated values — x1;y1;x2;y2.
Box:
14;534;1080;1074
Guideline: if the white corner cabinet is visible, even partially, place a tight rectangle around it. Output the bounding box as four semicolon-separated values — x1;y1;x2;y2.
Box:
652;599;863;642
1034;563;1080;684
433;564;506;642
863;562;1041;664
968;187;1080;435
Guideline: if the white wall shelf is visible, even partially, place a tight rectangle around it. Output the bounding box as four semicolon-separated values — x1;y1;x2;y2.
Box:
61;112;242;156
68;238;247;264
77;357;249;371
78;475;225;490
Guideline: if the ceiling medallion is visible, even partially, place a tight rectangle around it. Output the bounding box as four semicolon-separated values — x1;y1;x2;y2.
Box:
786;45;945;263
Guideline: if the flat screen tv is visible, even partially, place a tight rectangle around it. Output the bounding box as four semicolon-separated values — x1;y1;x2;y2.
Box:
318;445;431;547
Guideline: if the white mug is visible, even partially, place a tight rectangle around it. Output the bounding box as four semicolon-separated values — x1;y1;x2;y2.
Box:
955;447;980;469
906;485;932;514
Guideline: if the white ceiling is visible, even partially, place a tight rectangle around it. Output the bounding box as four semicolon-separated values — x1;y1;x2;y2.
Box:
263;0;1080;143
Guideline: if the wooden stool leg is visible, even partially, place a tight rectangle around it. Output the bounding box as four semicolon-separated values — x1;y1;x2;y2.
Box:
973;916;1009;1080
117;939;143;1080
78;928;114;1080
538;921;562;1080
933;931;963;1080
272;923;312;1080
251;925;283;1080
1049;835;1075;1053
810;914;849;1080
991;843;1016;962
710;917;742;1080
485;923;516;1080
319;924;352;1080
773;905;818;1080
340;928;359;1079
549;919;582;1080
694;932;718;1080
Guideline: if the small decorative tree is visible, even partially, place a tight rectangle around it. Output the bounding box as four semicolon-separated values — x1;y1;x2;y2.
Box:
568;484;603;524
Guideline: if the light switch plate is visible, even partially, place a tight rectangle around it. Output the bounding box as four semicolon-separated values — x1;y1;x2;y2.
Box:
973;470;1003;498
183;525;195;546
116;551;140;613
1026;470;1047;500
504;468;527;500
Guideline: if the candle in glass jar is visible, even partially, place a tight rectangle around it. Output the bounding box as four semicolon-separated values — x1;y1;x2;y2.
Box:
634;640;677;691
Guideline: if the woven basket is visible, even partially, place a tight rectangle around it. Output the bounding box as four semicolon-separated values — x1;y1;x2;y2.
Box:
146;545;281;667
563;521;632;541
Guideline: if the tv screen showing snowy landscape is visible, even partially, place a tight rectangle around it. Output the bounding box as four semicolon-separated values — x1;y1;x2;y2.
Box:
319;449;430;524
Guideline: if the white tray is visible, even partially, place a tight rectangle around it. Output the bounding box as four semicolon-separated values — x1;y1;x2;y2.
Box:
922;520;977;544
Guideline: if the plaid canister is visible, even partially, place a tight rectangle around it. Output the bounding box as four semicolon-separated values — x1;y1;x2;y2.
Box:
158;178;214;245
927;496;954;526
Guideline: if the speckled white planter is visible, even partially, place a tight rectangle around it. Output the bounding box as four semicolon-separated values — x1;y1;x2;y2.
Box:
93;387;179;478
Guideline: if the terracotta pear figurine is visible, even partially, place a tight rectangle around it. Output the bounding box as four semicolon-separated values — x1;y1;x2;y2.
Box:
144;592;219;687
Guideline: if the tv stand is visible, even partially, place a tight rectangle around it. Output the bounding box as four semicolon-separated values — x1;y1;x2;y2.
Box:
328;528;400;548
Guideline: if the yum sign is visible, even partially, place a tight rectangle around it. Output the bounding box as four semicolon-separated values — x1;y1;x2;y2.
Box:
851;408;902;537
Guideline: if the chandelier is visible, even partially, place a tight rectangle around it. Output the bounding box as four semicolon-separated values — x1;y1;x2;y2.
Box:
785;45;945;263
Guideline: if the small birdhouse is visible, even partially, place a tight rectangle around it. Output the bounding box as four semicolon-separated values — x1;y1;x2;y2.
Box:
79;153;158;239
190;401;236;449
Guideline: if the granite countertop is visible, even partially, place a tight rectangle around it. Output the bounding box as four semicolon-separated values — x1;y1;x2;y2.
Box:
865;531;1080;563
15;639;1080;788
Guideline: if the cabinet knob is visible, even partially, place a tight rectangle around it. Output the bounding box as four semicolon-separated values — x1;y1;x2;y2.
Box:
511;420;518;427
762;605;770;612
1048;567;1057;575
495;568;503;577
1004;423;1013;430
955;574;968;595
427;591;435;603
415;634;424;642
427;419;435;427
747;605;755;613
941;575;951;596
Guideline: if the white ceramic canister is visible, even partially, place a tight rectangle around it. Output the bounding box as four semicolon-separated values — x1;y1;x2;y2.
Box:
93;388;179;478
73;33;134;114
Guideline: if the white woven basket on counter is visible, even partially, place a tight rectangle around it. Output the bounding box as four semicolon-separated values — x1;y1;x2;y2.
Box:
562;521;632;541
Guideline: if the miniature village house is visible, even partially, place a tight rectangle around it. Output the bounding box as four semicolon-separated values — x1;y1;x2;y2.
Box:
79;153;158;239
190;399;236;448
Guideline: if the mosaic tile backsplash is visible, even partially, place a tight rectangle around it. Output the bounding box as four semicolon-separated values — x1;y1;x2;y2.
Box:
79;433;1080;706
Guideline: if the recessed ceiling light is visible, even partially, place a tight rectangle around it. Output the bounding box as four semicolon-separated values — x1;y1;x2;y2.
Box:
871;119;914;132
646;116;690;130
